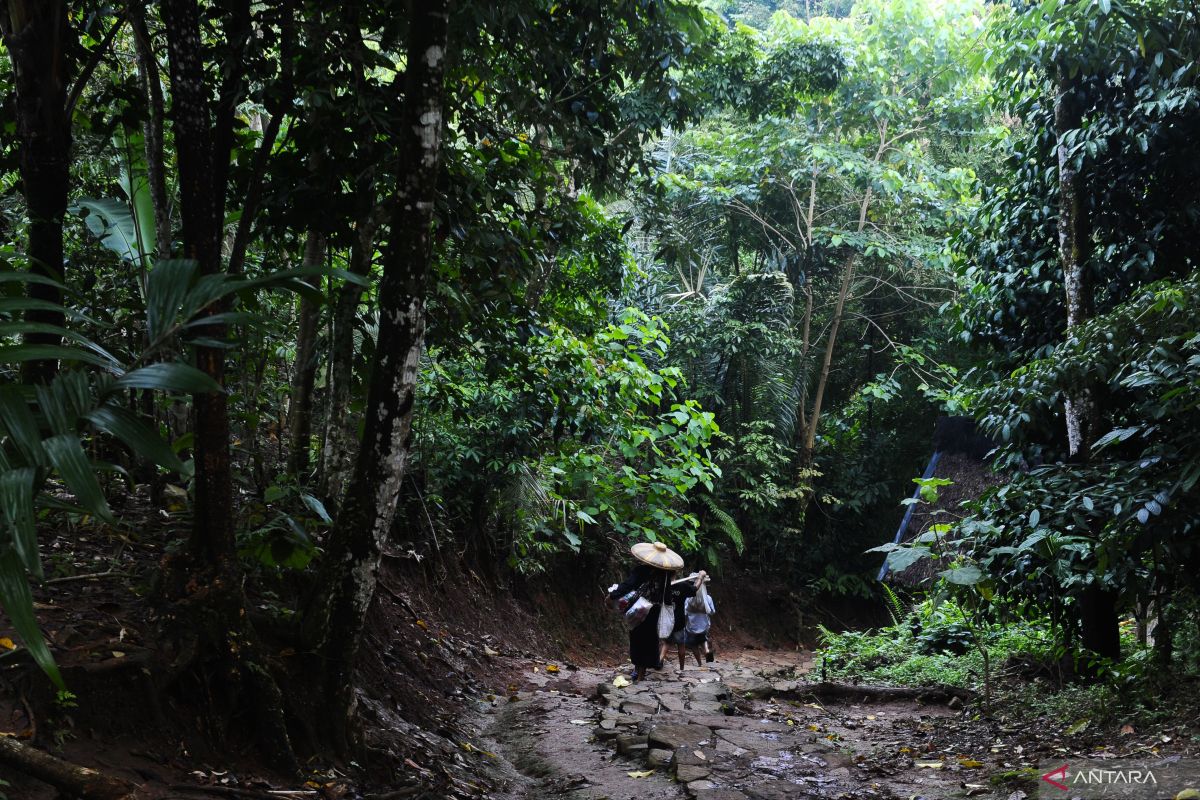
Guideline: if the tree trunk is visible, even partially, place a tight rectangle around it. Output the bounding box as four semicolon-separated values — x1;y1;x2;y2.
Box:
287;231;326;475
803;143;878;456
1056;67;1094;460
128;0;171;260
159;0;297;772
803;252;854;455
0;736;133;800
1055;68;1119;665
2;0;71;384
310;0;450;752
319;201;386;502
161;0;237;565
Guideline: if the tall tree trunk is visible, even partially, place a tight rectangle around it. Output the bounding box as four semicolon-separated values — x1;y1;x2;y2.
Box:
803;184;873;455
287;231;326;475
128;0;171;260
1;0;71;384
159;0;297;771
1056;67;1118;663
319;201;386;502
310;0;450;751
161;0;238;565
1056;68;1094;460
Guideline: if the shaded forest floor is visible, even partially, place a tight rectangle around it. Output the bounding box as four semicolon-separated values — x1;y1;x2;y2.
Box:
2;499;1198;798
465;649;1200;800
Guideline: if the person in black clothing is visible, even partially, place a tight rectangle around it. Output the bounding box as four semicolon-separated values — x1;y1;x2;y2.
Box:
608;562;672;682
609;544;700;681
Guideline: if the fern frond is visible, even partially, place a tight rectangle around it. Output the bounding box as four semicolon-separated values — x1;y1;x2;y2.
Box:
700;494;745;554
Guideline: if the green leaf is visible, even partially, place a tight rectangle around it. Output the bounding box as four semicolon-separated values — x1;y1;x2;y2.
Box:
112;363;221;394
0;467;39;575
0;271;68;291
42;434;112;522
0;387;46;465
71;197;144;263
0;323;120;369
146;259;199;344
885;547;929;572
85;405;184;472
300;492;332;524
0;550;64;689
0;344;114;370
115;126;157;263
939;565;983;585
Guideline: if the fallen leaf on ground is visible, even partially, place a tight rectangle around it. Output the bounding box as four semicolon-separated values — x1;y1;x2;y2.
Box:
959;759;984;768
570;719;589;725
627;770;655;778
613;675;630;688
546;664;559;673
916;761;944;769
483;645;499;657
1120;724;1135;735
1065;719;1090;735
0;637;14;650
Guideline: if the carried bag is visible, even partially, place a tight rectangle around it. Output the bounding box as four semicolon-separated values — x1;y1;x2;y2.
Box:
657;602;676;639
624;596;653;629
687;583;709;613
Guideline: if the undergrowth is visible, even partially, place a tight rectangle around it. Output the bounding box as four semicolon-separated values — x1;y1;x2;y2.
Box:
816;598;1057;689
817;596;1200;735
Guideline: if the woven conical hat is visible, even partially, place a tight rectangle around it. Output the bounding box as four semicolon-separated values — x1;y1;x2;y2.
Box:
631;541;683;570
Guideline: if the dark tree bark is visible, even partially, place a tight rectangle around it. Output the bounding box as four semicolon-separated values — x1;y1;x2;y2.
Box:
160;0;240;565
0;736;133;800
1055;68;1119;663
129;0;172;260
158;0;297;771
287;231;326;475
319;199;386;502
317;6;387;503
1;0;71;383
309;0;450;751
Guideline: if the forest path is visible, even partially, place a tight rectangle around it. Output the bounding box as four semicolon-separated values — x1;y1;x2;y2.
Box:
472;650;1007;800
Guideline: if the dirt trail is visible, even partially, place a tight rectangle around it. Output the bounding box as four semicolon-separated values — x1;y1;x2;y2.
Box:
467;650;1014;800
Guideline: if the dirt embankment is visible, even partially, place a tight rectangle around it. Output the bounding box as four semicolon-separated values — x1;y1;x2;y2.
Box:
0;536;810;798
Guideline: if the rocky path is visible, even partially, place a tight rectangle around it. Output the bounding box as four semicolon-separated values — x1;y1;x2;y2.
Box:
472;651;1013;800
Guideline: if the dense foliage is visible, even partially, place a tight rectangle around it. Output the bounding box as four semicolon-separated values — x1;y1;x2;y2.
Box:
2;0;1199;775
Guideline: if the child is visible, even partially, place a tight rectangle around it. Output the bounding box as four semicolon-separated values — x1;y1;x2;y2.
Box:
673;576;715;669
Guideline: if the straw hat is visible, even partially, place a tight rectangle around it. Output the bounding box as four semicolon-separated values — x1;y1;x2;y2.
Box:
631;541;684;570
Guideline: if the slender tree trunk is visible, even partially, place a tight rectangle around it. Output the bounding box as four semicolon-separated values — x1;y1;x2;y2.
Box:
1056;68;1094;460
310;0;450;751
287;231;326;475
319;201;386;502
1056;68;1119;664
128;1;171;260
803;183;873;455
2;0;71;384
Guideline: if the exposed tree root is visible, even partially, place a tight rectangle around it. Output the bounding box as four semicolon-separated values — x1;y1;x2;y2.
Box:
0;735;135;799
